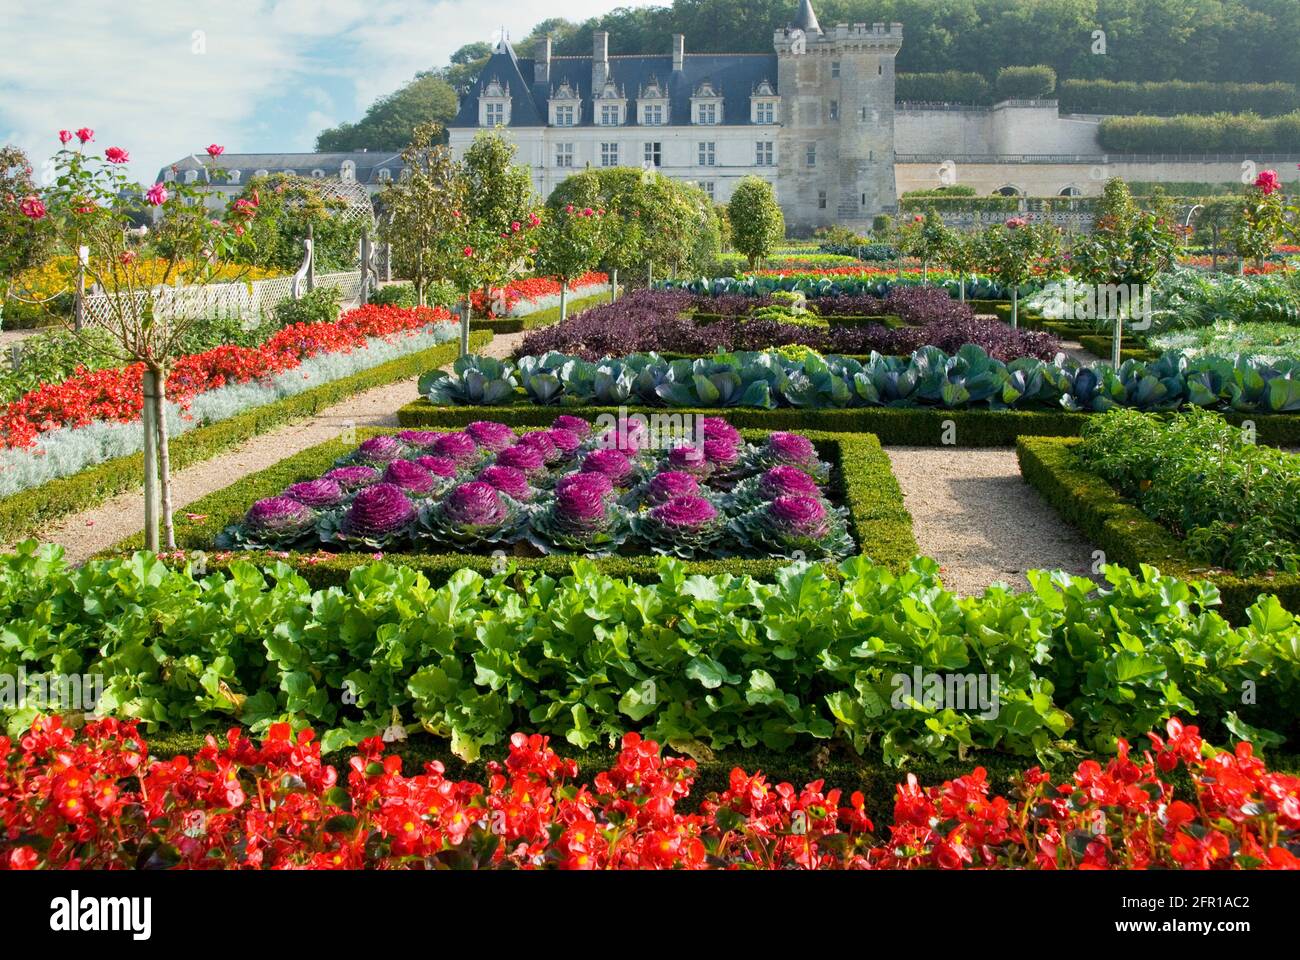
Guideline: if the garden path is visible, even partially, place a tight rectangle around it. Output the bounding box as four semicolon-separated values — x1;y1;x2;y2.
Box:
24;329;532;564
885;446;1098;597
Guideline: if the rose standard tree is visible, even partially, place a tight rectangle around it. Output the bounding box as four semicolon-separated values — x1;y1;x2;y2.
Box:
20;131;255;548
461;132;539;318
978;216;1061;330
1071;177;1182;364
0;146;55;328
533;205;608;321
1230;169;1287;274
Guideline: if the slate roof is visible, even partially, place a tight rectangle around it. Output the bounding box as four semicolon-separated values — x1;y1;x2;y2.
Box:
156;152;403;186
450;51;780;128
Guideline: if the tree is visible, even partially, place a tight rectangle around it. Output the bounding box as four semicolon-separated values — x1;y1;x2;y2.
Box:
20;133;257;549
1190;196;1239;271
0;146;55;325
727;176;784;270
941;228;981;301
461;132;539;317
316;75;457;152
380;122;465;307
1071;177;1182;363
977;217;1061;329
1230;169;1287;272
231;174;364;274
533;204;608;320
896;207;951;281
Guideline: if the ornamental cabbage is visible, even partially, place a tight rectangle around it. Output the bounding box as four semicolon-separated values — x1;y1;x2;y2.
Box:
730;494;854;559
397;430;447;449
382;459;442;496
476;465;534;501
432;432;481;466
494;444;548;482
414;455;459;479
529;473;631;555
417;481;526;548
551;415;592;437
282;478;346;509
743;431;830;483
465;421;516;452
581;448;637;487
216;496;316;550
351;435;406;466
631;494;729;559
728;465;824;512
322;483;417;549
324;465;381;491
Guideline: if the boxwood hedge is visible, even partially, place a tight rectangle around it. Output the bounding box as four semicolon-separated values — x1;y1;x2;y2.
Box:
1016;435;1300;622
397;400;1300;448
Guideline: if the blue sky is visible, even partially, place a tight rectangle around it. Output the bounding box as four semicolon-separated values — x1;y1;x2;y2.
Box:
0;0;652;186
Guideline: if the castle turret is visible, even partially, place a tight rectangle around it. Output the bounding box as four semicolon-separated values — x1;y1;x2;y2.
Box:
775;13;902;232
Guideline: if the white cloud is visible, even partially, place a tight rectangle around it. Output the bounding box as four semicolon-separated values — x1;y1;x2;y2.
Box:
0;0;660;182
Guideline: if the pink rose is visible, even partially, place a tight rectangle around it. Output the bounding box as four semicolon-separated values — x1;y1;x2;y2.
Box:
105;146;129;164
19;196;46;220
58;130;72;144
1255;170;1281;195
206;144;225;158
146;183;168;206
75;128;94;143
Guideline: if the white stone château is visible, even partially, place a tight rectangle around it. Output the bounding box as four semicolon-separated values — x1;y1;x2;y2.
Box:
447;0;902;232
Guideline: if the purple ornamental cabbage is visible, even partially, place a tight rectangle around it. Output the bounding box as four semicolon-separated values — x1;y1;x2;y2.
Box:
545;428;583;457
243;496;316;545
760;465;822;500
643;471;700;506
338;483;417;546
744;431;829;483
701;417;741;447
582;448;635;487
417;480;524;547
354;435;405;465
477;465;533;501
397;430;447;449
729;493;854;560
494;444;548;482
556;470;614;501
704;439;740;470
432;432;481;465
666;444;713;480
442;482;509;525
414;455;459;479
633;494;728;559
595;418;649;454
283;478;346;509
529;472;631;555
382;459;440;495
551;415;592;438
324;465;381;491
466;421;517;453
518;430;561;464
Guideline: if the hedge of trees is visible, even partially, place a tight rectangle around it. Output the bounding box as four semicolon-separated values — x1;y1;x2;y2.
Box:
1060;80;1300;117
1099;112;1300;154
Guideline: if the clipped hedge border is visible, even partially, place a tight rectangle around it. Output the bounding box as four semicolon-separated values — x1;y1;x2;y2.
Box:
1076;334;1160;363
0;331;493;544
1016;436;1300;622
106;424;918;588
396;400;1300;448
473;292;609;334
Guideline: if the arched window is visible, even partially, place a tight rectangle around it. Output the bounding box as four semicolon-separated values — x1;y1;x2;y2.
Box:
184;169;199;184
994;185;1021;197
340;160;356;182
283;169;296;176
311;169;325;178
377;168;392;182
1058;185;1082;197
228;170;241;184
255;169;269;178
164;169;176;183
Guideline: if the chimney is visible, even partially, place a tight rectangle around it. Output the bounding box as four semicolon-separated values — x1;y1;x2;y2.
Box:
672;34;685;72
593;31;609;88
535;35;551;83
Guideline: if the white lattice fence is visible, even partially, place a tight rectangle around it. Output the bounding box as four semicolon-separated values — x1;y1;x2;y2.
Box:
79;271;363;328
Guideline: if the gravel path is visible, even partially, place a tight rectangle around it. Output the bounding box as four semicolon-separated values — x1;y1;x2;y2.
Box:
23;329;531;564
886;446;1097;597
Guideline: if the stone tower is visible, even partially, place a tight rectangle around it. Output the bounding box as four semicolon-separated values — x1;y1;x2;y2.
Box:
775;3;902;233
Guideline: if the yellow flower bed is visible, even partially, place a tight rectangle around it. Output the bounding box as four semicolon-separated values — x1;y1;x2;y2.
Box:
3;257;283;328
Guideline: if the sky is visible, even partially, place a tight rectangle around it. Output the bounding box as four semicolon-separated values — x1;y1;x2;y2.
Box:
0;0;654;186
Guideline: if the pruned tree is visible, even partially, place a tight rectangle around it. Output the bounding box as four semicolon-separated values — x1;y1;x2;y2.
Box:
727;176;784;270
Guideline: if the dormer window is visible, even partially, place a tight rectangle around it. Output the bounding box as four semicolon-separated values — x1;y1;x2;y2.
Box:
311;169;325;178
593;78;626;126
284;169;296;176
255;169;269;178
479;77;511;127
549;79;581;127
228;170;241;184
751;80;779;125
164;169;176;183
377;168;392;182
184;170;198;184
692;80;724;125
340;160;356;182
638;77;669;126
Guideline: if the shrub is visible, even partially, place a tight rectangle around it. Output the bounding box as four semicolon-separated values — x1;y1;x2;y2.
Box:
1099;112;1300;153
993;65;1056;101
896;71;991;104
1060;79;1300;117
272;286;342;327
369;283;417;308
